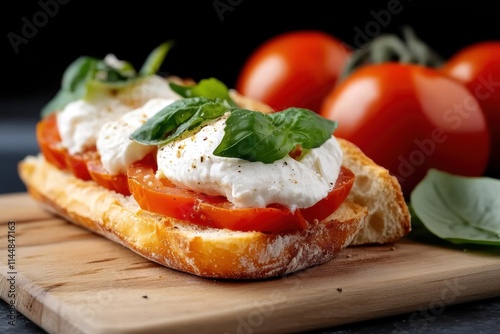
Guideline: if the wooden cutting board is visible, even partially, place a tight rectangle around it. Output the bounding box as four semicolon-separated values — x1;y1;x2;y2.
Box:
1;193;500;334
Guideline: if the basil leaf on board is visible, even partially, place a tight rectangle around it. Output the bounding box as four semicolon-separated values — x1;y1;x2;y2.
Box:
169;77;237;106
410;169;500;246
213;107;338;163
130;97;230;145
41;42;173;118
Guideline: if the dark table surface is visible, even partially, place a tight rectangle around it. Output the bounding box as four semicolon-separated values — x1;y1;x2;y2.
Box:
2;97;500;334
2;296;500;334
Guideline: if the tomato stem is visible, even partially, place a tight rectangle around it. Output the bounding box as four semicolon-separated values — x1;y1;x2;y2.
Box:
340;25;444;80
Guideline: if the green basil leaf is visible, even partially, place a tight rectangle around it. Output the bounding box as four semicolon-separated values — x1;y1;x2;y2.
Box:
169;77;237;106
213;109;289;163
41;56;99;117
41;42;173;118
213;108;337;163
410;169;500;246
130;97;230;145
60;56;99;92
139;41;174;76
269;108;338;149
96;57;136;83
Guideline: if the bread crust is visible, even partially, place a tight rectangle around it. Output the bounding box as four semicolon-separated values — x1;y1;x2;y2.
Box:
338;139;411;245
18;155;367;279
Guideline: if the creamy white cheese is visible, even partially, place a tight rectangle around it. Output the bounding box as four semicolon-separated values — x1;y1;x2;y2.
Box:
97;98;176;175
156;115;343;211
57;75;179;155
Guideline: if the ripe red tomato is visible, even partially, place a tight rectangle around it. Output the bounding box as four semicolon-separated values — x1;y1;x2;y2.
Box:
127;155;355;233
320;63;490;197
236;30;351;113
441;42;500;177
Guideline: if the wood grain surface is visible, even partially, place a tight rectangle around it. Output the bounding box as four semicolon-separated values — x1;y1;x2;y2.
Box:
1;193;500;334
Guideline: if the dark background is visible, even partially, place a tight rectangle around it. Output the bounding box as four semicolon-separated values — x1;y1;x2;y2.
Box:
2;0;500;193
3;0;500;102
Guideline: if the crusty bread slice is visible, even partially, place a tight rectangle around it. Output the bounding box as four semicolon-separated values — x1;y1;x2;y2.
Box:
18;87;409;278
18;155;367;279
338;139;411;245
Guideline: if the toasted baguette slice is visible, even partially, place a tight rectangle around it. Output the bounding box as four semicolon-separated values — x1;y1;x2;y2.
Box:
18;155;367;279
338;139;411;245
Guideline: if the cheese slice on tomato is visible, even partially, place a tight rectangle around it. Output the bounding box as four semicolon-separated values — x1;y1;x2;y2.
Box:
155;114;343;212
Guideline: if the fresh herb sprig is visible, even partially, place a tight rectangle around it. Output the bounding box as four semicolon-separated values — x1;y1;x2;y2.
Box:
41;41;174;118
130;98;337;163
169;77;237;107
411;169;500;246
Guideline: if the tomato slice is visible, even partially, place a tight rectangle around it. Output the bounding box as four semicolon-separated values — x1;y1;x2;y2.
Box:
36;114;67;170
65;150;94;181
127;155;354;233
37;114;93;181
86;156;131;196
300;166;354;223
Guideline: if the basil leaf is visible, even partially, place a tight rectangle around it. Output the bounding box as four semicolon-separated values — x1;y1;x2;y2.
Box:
213;109;289;163
96;56;136;83
410;169;500;246
213;108;337;163
139;41;174;76
269;108;338;149
169;77;237;106
41;57;99;117
130;97;230;145
41;42;173;118
61;56;99;92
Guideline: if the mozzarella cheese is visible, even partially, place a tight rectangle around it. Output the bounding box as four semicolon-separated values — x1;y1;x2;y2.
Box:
59;75;343;211
97;98;176;175
156;115;343;211
57;75;179;154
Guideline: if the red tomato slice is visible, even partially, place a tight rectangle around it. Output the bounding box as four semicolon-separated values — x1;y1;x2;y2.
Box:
300;166;354;223
37;114;94;181
65;151;93;181
86;155;131;196
127;155;354;233
36;114;67;170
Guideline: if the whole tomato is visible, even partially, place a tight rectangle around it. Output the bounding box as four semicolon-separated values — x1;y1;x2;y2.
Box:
441;42;500;177
236;30;351;113
320;62;490;197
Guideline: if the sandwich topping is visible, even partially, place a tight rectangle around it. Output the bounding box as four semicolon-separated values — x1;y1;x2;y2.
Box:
36;43;355;233
155;114;343;211
57;76;180;155
96;97;177;175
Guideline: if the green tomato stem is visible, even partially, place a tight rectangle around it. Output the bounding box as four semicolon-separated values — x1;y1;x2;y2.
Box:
340;25;444;80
